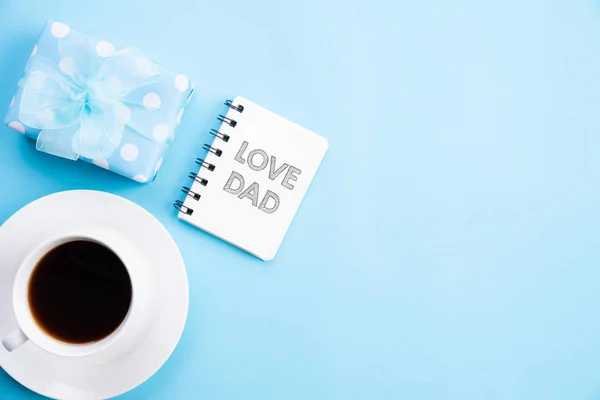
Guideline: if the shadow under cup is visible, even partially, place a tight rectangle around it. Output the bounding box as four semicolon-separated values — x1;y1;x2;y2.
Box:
3;235;139;357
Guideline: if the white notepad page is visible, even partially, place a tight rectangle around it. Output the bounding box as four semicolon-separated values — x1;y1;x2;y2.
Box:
178;97;328;260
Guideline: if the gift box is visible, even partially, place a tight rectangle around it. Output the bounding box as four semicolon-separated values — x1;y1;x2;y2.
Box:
4;20;194;183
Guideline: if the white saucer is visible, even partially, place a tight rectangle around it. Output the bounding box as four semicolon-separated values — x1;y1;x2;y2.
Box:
0;191;189;399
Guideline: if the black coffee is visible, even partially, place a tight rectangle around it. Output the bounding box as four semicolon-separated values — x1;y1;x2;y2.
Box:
28;240;132;344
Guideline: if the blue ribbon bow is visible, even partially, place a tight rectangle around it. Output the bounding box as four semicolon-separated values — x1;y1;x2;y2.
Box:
19;32;163;160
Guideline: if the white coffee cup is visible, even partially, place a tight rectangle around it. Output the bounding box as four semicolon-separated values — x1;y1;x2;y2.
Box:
1;231;150;358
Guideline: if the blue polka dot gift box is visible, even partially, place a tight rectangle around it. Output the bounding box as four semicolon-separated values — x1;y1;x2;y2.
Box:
4;20;194;183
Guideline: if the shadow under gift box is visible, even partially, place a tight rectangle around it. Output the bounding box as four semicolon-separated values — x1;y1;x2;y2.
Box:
4;20;194;183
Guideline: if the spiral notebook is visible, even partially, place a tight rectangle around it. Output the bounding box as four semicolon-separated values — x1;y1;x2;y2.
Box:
175;97;328;261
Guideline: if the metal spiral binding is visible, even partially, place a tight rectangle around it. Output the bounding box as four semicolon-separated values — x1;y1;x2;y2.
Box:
225;99;244;113
196;158;215;171
203;144;223;157
189;172;208;186
182;186;201;200
173;200;193;215
210;129;230;143
217;115;237;127
174;99;244;216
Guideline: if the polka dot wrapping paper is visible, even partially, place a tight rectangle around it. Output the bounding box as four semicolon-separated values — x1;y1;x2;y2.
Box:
4;20;194;183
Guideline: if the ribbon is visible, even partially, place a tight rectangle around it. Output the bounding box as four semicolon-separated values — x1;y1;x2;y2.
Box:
18;32;164;160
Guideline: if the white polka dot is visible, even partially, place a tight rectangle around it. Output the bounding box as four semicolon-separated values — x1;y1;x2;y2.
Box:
120;143;139;162
177;108;184;123
152;124;170;142
136;58;154;76
51;22;70;39
154;157;163;173
30;45;37;57
36;108;55;125
133;174;148;183
174;75;189;92
142;93;161;110
96;41;115;58
59;57;75;75
8;121;25;134
10;97;15;108
29;74;46;89
93;159;109;169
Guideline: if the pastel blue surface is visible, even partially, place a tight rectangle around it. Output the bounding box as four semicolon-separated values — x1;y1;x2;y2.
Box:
1;0;600;399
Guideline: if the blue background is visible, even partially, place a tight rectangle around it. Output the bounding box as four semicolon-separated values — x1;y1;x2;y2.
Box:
1;0;600;399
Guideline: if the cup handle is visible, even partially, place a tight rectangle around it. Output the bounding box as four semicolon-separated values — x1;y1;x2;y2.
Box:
2;328;28;352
